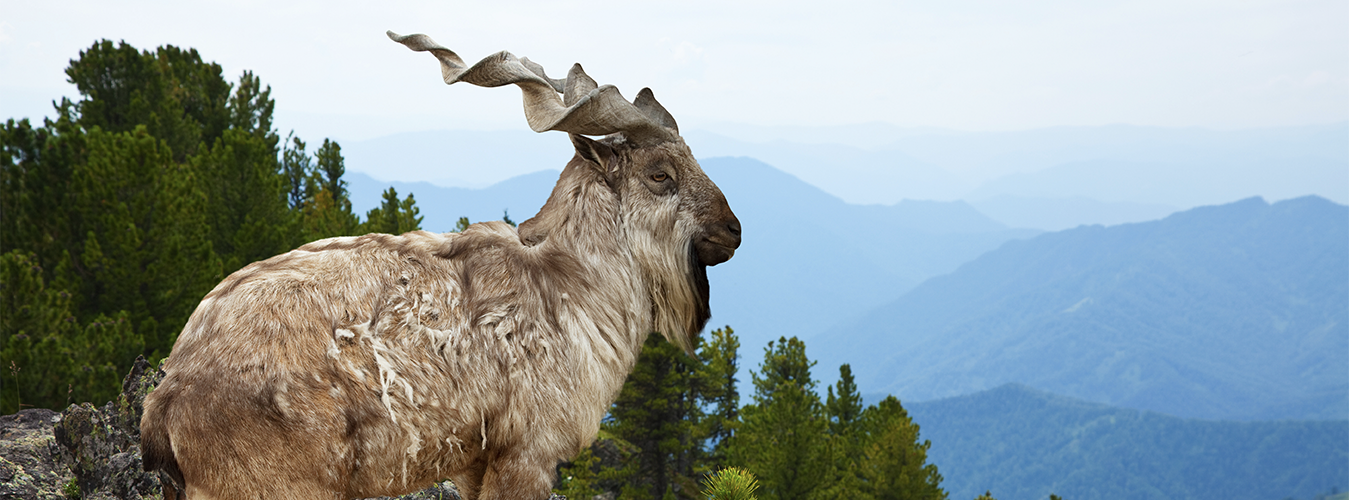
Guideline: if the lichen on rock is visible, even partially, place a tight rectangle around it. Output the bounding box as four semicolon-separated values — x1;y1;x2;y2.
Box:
0;408;73;500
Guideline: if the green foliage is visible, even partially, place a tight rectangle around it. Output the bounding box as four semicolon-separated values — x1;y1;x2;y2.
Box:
454;216;471;233
974;491;996;500
607;334;707;499
360;187;423;235
860;396;945;500
818;364;871;500
279;134;365;242
1;251;139;414
281;134;314;210
825;364;863;437
64;40;231;161
697;326;741;470
1;38;428;411
731;336;828;500
727;338;946;500
194;127;289;273
556;445;604;500
63;477;81;499
701;467;760;500
71;126;219;356
314;138;348;202
556;327;744;500
228;71;275;139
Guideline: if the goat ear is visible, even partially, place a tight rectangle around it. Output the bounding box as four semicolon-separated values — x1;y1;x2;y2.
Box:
570;134;619;178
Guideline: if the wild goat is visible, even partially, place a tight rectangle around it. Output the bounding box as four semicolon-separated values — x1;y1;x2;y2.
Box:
140;32;741;500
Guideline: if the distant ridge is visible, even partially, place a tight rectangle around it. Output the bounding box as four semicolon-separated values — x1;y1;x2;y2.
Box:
698;157;1037;352
815;195;1349;420
907;383;1348;500
687;122;1350;207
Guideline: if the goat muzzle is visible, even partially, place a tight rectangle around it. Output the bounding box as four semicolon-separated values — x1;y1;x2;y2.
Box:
695;217;741;266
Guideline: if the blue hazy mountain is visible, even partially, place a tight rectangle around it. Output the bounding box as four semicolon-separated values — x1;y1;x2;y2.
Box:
905;384;1348;500
348;157;1039;354
342;124;1347;231
968;196;1181;231
698;157;1037;352
688;122;1349;208
813;196;1349;421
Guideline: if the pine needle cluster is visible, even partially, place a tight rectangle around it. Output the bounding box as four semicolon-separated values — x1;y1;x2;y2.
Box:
700;467;760;500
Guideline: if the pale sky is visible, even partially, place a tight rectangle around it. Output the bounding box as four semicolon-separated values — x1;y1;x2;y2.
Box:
1;0;1346;144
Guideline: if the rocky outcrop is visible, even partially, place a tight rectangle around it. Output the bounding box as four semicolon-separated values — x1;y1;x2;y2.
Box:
0;409;73;500
49;355;165;499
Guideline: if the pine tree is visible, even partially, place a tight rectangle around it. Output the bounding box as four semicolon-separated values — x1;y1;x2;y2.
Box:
1;250;140;413
860;396;946;500
192;69;296;273
315;139;349;203
295;138;360;241
281;134;314;211
607;334;707;499
826;365;863;437
1;38;406;411
64;40;231;162
697;326;741;470
1;115;83;281
819;364;871;500
70;126;220;357
731;337;828;500
228;71;275;141
360;188;423;236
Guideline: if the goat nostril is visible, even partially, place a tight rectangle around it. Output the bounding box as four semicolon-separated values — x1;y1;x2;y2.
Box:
727;220;741;237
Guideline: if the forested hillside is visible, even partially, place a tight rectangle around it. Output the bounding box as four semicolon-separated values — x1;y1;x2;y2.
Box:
815;196;1349;420
908;384;1349;500
0;40;423;414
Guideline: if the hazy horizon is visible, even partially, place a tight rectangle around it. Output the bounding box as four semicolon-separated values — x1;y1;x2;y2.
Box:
3;0;1346;144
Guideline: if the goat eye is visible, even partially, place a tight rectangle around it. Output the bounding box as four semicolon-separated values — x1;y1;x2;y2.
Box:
651;173;668;182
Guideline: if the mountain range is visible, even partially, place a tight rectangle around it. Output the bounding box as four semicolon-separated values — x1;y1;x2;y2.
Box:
814;196;1349;421
343;122;1349;231
906;384;1348;500
690;121;1349;205
337;126;1345;500
350;154;1347;422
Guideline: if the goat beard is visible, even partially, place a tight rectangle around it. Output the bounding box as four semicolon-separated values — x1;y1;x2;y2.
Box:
647;240;713;356
686;245;712;342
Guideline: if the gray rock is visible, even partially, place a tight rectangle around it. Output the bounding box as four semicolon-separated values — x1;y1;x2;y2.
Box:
52;355;166;500
0;408;74;500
